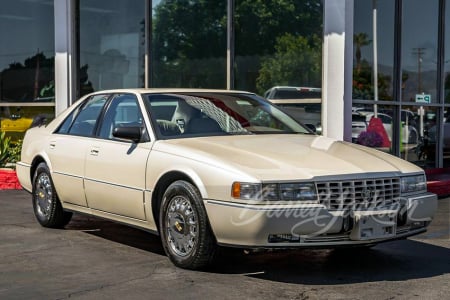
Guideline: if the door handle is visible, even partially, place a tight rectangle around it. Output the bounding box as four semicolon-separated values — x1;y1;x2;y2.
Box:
49;143;56;149
90;148;99;156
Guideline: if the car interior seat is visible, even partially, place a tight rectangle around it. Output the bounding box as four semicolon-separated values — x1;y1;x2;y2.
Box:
184;117;223;134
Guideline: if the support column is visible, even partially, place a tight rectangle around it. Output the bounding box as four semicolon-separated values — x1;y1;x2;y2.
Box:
226;0;235;90
54;0;77;115
322;0;353;141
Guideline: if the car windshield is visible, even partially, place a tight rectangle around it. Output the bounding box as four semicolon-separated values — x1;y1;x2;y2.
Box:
143;92;311;139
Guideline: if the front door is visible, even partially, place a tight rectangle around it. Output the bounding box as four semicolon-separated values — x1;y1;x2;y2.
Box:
83;94;151;220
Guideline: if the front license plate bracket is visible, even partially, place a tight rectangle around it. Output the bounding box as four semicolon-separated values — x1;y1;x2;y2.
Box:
350;210;397;241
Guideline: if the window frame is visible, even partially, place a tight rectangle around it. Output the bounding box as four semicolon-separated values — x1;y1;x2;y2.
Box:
97;93;150;142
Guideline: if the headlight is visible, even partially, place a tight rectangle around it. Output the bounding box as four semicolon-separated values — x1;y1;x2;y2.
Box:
231;182;261;200
232;182;317;201
401;175;427;194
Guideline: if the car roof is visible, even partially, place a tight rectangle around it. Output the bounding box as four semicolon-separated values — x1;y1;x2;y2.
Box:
85;88;254;96
266;86;322;91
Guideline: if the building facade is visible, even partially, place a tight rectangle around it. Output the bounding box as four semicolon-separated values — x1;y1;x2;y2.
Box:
0;0;449;168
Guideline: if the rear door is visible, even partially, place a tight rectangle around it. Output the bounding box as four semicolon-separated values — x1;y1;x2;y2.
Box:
50;94;109;207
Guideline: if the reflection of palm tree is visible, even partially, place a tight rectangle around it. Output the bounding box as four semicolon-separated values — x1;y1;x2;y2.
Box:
354;33;371;74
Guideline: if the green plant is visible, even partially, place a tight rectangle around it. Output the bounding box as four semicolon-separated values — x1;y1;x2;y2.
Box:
0;131;12;167
8;139;23;165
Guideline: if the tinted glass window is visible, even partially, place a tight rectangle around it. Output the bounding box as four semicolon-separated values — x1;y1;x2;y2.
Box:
0;1;55;102
0;0;55;142
57;104;83;134
66;95;109;137
99;94;144;139
151;0;226;88
401;0;439;103
235;1;323;94
445;0;450;104
353;0;395;100
78;0;145;96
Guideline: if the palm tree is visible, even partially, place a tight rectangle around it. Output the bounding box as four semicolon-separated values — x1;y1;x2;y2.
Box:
354;32;371;74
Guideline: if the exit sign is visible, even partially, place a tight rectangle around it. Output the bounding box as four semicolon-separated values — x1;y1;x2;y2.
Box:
415;94;431;103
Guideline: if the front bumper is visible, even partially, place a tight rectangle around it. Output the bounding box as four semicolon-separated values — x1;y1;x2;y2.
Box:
204;192;437;248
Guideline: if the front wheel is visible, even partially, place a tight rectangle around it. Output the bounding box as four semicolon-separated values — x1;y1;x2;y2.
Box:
159;180;216;269
32;162;72;228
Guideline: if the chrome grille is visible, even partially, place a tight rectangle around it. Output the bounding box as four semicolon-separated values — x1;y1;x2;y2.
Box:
317;177;401;210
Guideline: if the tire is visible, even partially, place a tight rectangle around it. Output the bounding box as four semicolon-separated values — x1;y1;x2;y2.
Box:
159;180;216;269
32;162;72;228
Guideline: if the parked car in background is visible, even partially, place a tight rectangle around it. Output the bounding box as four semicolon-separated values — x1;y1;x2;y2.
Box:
17;89;437;269
352;110;419;144
264;86;322;133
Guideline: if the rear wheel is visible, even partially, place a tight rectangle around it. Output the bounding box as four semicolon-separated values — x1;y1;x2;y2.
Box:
32;163;72;228
159;180;216;269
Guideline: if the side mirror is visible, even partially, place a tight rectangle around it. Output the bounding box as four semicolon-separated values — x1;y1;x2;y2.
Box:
112;126;142;143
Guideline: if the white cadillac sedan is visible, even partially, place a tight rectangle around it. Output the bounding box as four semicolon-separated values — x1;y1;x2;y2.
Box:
17;89;437;269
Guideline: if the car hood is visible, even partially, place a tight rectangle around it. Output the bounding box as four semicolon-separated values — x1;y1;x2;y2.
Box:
153;135;422;180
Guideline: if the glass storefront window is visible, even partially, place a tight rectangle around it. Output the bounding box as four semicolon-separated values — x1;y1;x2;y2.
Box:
78;0;145;95
151;0;226;88
0;0;55;140
233;1;323;132
401;105;438;168
353;0;395;101
445;0;450;104
401;0;439;104
0;1;55;103
444;108;450;167
234;1;323;96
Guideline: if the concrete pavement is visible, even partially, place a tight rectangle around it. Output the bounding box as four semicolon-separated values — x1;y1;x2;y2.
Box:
0;190;449;300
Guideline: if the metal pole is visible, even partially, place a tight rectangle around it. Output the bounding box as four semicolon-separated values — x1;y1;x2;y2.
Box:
373;0;378;117
145;0;151;88
226;0;235;90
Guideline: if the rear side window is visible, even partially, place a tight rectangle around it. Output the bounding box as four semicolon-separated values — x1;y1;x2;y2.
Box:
57;94;109;136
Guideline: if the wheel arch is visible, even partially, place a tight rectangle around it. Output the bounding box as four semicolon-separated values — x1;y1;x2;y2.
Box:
30;155;49;182
151;170;204;233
